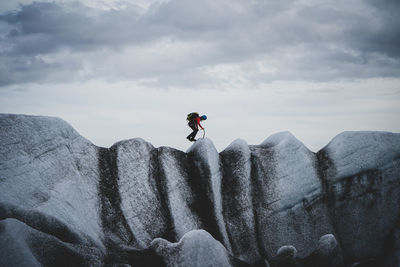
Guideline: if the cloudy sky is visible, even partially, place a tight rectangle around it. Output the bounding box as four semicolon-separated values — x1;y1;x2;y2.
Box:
0;0;399;151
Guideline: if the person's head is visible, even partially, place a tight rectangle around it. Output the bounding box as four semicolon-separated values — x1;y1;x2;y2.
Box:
201;115;207;120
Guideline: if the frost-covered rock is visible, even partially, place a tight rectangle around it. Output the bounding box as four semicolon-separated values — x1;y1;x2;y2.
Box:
315;234;339;257
302;234;344;267
275;245;297;266
322;131;400;179
111;138;169;248
0;218;103;267
151;230;233;267
157;146;201;239
271;234;344;267
1;114;400;266
319;131;400;261
220;139;260;263
254;131;334;258
186;138;232;252
0;115;104;255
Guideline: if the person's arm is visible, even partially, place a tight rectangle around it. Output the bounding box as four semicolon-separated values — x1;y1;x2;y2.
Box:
196;117;204;129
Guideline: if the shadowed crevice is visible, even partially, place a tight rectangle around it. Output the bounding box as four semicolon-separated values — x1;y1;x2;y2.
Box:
315;149;343;257
220;150;243;258
185;150;224;245
98;146;166;266
220;147;261;264
152;147;175;242
98;147;134;248
103;244;164;267
249;145;276;261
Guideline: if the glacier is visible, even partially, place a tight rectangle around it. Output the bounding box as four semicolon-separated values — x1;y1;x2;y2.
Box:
0;114;400;267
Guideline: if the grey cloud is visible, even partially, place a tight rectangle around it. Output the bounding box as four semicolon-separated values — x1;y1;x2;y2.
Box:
0;0;399;87
1;2;142;54
345;1;400;58
146;0;242;31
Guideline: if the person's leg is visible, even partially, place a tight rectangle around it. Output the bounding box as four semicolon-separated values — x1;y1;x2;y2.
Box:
191;128;198;141
187;131;195;140
187;123;197;140
187;123;198;141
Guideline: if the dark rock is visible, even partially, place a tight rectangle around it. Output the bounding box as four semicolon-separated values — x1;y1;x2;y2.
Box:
150;229;233;267
0;218;103;267
273;245;297;267
301;234;344;267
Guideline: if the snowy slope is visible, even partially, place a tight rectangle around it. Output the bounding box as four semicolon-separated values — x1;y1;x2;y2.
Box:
1;114;400;267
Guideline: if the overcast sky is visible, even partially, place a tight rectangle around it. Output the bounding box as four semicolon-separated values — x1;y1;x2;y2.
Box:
0;0;399;152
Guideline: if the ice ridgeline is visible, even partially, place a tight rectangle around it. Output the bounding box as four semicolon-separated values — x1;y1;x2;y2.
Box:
1;114;400;267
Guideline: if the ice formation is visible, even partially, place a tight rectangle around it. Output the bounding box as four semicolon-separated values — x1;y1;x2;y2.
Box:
1;114;399;267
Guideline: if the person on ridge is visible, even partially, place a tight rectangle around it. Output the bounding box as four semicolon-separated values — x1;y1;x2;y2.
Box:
186;112;207;142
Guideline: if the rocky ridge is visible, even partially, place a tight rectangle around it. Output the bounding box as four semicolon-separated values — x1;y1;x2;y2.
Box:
0;114;399;266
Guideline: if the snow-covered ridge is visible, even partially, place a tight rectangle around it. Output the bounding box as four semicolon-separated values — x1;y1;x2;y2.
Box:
1;114;400;267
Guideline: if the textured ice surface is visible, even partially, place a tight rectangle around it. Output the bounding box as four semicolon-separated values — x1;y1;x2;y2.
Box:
261;131;321;211
157;146;201;239
113;138;168;248
323;131;400;180
151;230;232;267
0;114;103;248
0;219;41;267
1;114;400;266
0;218;103;267
320;131;400;261
255;131;333;258
187;138;232;252
220;138;259;263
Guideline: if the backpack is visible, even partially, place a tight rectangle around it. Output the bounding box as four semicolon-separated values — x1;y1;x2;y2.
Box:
187;112;199;122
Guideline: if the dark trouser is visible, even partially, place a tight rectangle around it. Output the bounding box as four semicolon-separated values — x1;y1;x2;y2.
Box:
187;122;198;140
